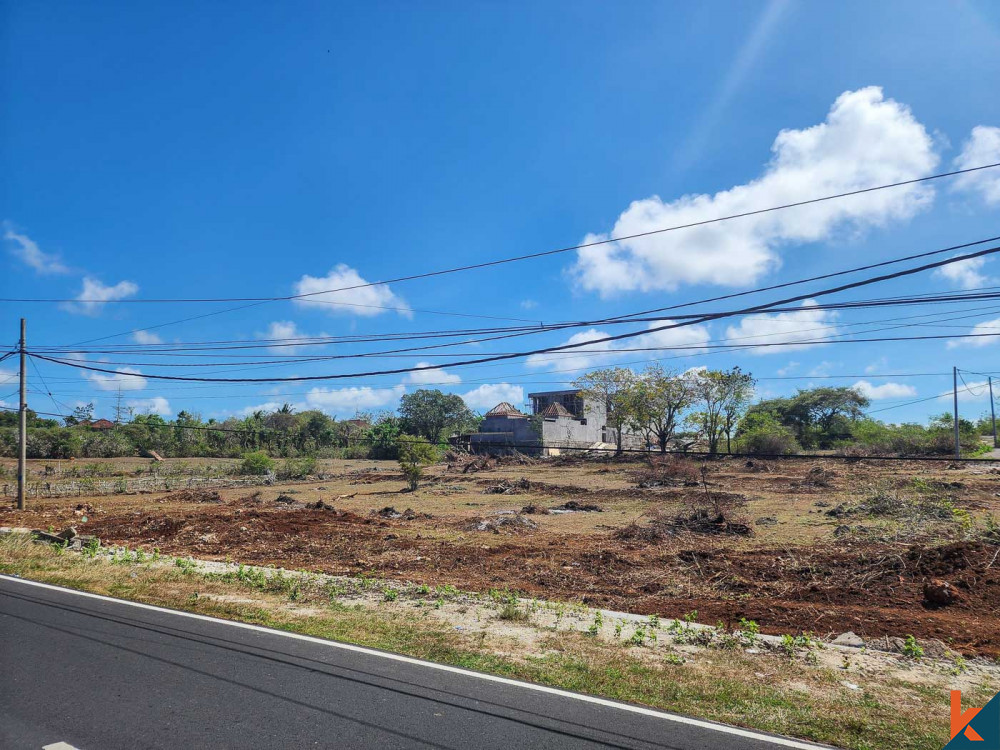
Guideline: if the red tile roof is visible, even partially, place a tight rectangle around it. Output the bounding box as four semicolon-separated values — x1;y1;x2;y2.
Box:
542;402;574;418
484;402;524;418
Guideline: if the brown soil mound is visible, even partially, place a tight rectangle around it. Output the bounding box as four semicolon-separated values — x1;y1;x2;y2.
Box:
157;489;222;504
464;513;537;534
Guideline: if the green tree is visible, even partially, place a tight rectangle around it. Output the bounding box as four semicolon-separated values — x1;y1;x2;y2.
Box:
687;367;755;454
628;364;695;453
399;389;474;442
574;367;637;455
64;402;95;427
397;435;438;490
367;415;403;459
744;386;869;448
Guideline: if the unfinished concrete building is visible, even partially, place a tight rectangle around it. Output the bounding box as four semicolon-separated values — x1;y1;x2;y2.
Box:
468;402;540;454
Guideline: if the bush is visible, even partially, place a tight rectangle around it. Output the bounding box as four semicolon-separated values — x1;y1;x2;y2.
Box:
367;418;402;460
277;456;317;479
737;414;800;455
742;425;800;456
239;451;275;476
397;435;438;491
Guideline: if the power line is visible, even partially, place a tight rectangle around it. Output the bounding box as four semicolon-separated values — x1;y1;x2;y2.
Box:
8;164;1000;306
38;298;1000;370
36;285;1000;357
29;242;1000;383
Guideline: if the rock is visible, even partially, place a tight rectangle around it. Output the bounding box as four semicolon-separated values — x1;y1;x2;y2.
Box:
55;526;78;541
832;631;865;648
833;524;852;538
755;516;778;526
920;639;957;659
923;579;960;608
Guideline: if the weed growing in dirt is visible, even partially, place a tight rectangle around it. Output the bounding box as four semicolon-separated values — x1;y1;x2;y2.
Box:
497;602;530;622
587;611;603;637
902;635;924;659
82;537;101;558
629;625;648;646
738;618;760;647
383;588;398;602
614;620;623;639
951;655;968;675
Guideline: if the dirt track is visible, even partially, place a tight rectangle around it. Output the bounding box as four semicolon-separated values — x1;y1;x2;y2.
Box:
4;455;999;655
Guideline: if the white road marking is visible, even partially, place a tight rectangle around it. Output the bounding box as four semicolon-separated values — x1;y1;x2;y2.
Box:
3;574;831;750
43;742;81;749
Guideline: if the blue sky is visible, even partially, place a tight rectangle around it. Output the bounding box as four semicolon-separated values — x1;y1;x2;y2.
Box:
3;0;1000;424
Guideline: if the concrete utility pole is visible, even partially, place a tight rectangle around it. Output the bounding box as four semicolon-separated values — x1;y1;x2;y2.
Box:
17;318;26;510
990;376;997;449
953;366;961;460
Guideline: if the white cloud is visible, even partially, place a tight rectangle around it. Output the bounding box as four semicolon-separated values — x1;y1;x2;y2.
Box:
292;264;411;318
852;380;917;400
257;320;311;353
66;277;139;315
723;300;838;354
525;321;711;372
304;384;405;415
952;126;1000;205
933;254;989;290
127;396;172;416
461;383;525;411
947;317;1000;348
83;367;147;392
520;299;538;310
938;379;992;404
132;330;163;345
865;356;889;374
570;87;938;297
0;368;17;386
405;362;462;385
808;361;836;377
776;361;799;376
4;226;70;275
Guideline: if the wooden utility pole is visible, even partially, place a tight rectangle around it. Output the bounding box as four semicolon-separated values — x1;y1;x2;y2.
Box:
953;366;961;460
990;376;997;449
17;318;26;510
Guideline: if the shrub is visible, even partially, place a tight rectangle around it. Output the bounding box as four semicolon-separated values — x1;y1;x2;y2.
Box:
741;423;800;456
397;435;438;491
736;411;800;455
239;451;275;476
277;456;317;479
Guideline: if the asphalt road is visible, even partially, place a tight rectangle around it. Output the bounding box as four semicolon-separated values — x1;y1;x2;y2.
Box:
0;575;831;750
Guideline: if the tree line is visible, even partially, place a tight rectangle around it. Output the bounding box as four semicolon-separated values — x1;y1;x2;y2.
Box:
0;370;992;460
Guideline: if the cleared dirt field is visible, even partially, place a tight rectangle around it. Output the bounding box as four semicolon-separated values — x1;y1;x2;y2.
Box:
3;454;999;656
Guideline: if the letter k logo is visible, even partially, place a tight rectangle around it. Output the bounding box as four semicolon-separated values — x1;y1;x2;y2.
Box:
953;690;985;741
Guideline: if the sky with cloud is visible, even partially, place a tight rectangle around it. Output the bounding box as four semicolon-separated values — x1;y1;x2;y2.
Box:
3;1;1000;425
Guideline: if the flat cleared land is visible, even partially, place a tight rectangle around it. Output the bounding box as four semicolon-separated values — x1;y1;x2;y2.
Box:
3;454;999;656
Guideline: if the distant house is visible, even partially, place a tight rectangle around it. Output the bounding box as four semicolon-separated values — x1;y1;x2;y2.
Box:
468;402;540;454
528;389;643;455
468;390;645;456
86;419;116;431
